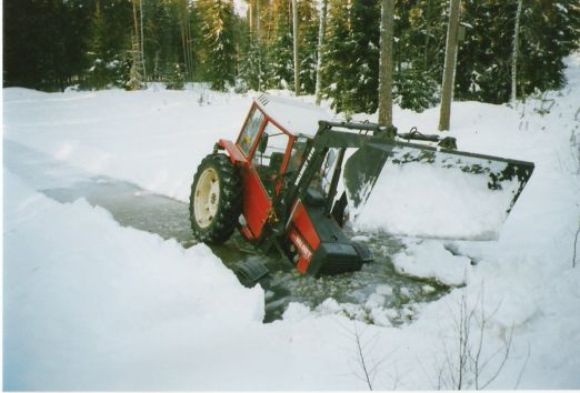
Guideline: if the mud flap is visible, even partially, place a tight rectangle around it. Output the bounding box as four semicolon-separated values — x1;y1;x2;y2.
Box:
343;141;534;239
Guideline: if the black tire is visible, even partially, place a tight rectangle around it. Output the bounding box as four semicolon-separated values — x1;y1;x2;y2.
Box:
189;153;242;244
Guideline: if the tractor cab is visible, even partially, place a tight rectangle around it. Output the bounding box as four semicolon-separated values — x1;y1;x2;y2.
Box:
226;96;329;239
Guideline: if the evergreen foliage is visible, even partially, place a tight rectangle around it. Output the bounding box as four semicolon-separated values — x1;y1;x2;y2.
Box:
166;63;186;90
297;0;320;94
197;0;237;91
268;0;294;89
323;0;380;113
3;0;579;111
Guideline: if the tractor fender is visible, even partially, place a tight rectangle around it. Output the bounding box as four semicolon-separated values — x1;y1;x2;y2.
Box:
215;139;248;165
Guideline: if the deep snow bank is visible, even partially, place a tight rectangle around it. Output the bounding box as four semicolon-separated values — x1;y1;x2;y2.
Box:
3;170;263;389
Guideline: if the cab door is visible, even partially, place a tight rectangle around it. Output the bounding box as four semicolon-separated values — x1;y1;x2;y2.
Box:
236;108;292;239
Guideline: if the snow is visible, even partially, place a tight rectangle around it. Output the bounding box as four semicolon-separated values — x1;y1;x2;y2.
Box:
393;239;470;286
3;53;580;389
354;158;521;240
255;93;337;137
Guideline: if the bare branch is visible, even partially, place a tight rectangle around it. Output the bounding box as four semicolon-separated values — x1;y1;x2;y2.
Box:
514;341;531;389
573;222;580;268
480;326;514;389
353;322;374;390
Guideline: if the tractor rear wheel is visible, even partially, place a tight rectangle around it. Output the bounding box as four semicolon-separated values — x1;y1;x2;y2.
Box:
189;153;242;244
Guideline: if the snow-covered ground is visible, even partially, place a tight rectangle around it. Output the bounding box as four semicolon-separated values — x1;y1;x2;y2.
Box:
3;54;580;389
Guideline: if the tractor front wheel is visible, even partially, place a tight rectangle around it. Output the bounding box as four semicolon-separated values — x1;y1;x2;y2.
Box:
189;153;242;244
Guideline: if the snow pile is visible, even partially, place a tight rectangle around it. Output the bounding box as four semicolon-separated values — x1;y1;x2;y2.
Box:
3;170;263;389
393;240;471;286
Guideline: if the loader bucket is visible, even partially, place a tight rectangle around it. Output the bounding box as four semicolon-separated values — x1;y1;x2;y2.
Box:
343;142;534;240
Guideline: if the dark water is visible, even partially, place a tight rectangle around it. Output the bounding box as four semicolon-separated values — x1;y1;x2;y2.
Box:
6;140;450;325
43;177;450;325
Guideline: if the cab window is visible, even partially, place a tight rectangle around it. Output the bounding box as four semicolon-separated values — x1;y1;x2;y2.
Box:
253;122;290;196
287;136;308;174
238;108;264;156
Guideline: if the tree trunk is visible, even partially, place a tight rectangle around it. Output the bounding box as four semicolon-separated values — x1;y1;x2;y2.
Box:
132;0;139;43
438;0;461;131
292;0;300;96
315;0;328;105
249;0;253;35
140;0;146;81
511;0;523;104
257;0;262;90
179;0;192;81
378;0;395;128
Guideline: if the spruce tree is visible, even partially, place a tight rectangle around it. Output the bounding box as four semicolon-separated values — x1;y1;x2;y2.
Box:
268;0;295;90
323;0;354;113
323;0;380;114
298;0;319;94
198;0;237;91
392;0;443;112
239;0;269;91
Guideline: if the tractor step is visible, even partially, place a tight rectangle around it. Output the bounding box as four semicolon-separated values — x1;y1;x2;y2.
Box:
234;259;270;287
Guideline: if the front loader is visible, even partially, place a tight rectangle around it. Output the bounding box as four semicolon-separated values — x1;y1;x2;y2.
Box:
189;94;534;277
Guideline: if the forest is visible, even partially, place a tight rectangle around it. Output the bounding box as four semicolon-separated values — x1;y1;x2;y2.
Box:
4;0;580;114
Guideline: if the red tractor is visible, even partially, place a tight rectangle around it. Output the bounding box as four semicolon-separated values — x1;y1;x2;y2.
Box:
189;94;534;277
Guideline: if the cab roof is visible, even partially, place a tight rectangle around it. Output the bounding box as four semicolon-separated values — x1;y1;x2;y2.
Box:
254;94;337;138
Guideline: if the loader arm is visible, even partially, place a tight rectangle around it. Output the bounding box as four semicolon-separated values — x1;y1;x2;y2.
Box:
281;120;534;239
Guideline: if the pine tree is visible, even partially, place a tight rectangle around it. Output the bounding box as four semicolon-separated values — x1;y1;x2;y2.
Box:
267;0;294;89
324;0;380;114
298;0;319;94
322;0;350;113
86;0;111;89
198;0;237;91
392;0;443;112
239;0;269;91
519;0;580;97
455;0;579;104
127;35;144;90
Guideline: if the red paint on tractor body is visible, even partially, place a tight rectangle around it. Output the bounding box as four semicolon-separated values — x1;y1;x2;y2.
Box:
287;200;320;273
218;139;247;164
240;167;272;239
290;201;321;250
